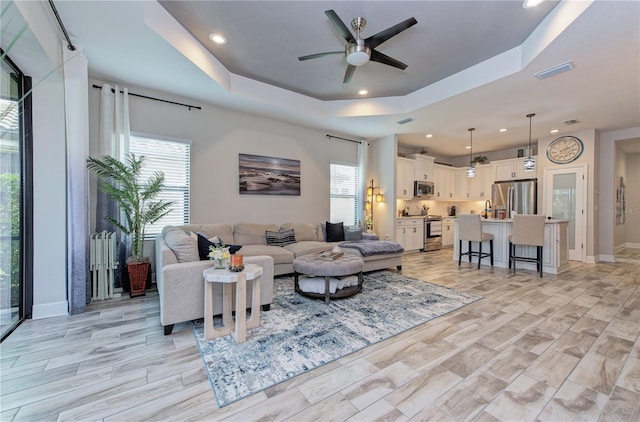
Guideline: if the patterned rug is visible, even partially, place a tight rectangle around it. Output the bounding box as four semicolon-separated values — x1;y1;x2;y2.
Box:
192;271;482;407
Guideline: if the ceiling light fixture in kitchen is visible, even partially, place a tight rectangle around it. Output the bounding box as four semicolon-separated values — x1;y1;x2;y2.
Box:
467;128;476;178
524;113;536;171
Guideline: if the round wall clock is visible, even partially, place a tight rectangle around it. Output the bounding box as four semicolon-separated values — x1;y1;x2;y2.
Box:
546;135;584;164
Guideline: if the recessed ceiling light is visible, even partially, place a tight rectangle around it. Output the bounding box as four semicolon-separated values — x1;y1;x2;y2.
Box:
209;33;227;44
425;134;433;138
550;129;559;133
523;0;544;8
358;89;368;95
499;128;507;133
465;146;472;149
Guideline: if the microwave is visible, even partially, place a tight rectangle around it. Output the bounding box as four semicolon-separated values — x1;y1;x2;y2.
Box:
414;181;434;197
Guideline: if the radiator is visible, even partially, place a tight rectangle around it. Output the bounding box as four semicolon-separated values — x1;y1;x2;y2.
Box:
90;231;118;300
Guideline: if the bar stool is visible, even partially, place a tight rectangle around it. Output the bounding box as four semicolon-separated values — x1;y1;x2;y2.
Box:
458;214;494;269
509;214;545;277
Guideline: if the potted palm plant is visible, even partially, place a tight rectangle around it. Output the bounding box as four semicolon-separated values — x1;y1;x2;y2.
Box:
87;153;173;297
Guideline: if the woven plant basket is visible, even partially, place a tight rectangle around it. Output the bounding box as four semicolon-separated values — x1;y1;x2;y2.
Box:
127;261;149;297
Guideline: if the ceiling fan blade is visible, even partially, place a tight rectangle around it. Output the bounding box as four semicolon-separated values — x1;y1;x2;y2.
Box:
365;17;417;49
298;51;344;61
343;65;356;84
325;9;356;44
370;50;408;70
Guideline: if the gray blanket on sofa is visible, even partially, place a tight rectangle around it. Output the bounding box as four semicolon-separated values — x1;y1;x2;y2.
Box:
338;240;405;257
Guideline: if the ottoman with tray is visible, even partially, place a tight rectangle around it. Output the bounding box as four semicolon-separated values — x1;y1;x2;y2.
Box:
293;251;364;303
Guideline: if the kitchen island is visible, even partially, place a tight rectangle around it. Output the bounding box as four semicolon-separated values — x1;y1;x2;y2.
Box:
453;218;570;274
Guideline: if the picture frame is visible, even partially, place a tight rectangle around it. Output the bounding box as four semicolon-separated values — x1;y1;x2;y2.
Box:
239;153;300;196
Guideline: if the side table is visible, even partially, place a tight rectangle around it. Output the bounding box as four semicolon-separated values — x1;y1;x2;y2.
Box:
203;263;263;343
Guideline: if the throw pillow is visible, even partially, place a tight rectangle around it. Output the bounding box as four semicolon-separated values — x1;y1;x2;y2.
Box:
326;221;345;242
163;227;199;263
196;233;241;260
265;228;296;247
344;225;363;241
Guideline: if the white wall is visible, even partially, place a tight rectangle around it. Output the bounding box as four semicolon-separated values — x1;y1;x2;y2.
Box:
597;127;640;260
88;80;359;275
621;153;640;247
612;147;640;250
30;77;68;318
367;135;396;241
538;129;597;261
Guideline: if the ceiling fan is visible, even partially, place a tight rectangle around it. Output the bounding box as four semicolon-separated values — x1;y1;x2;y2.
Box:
298;10;418;84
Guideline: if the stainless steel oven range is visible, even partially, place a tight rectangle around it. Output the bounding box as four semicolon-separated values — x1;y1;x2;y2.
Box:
424;215;442;251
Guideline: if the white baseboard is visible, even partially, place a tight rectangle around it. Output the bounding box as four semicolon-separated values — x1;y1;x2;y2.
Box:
585;255;597;264
32;301;69;319
598;254;615;262
624;242;640;249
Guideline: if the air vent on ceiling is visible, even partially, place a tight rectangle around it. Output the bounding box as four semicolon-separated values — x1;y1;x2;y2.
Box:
534;62;575;80
564;119;580;125
397;117;414;125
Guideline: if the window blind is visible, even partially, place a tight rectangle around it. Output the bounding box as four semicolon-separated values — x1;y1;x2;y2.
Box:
129;135;190;237
329;163;359;226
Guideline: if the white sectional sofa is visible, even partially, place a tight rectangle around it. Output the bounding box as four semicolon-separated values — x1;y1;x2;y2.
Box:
156;222;403;334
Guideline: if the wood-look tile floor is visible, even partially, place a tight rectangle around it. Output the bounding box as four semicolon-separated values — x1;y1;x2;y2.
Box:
1;249;639;421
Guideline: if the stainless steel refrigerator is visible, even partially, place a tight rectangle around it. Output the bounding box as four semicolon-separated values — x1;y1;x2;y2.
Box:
492;179;537;218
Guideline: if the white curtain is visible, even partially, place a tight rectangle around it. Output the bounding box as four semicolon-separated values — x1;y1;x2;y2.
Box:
63;45;89;314
96;84;131;289
358;141;368;228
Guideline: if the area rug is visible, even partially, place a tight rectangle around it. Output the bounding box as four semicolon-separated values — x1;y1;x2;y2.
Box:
192;271;482;407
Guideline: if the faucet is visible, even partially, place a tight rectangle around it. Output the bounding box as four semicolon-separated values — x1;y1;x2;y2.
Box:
485;200;492;219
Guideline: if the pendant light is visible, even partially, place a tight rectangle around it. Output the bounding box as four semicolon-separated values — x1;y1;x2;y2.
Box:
467;128;476;178
524;113;536;171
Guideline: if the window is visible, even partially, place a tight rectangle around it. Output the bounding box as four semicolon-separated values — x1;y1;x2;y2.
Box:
1;52;33;340
329;163;359;225
129;134;190;238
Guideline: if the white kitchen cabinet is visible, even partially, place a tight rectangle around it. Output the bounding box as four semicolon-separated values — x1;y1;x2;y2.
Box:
493;157;537;181
456;164;493;200
454;167;469;200
409;154;435;182
468;164;493;200
395;218;423;251
396;158;414;199
442;219;455;247
433;164;456;200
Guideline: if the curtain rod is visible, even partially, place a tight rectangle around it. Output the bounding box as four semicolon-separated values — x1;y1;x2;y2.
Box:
49;0;75;51
325;134;364;144
92;85;202;111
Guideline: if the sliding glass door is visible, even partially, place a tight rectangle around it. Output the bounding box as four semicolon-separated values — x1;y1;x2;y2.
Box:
1;52;32;341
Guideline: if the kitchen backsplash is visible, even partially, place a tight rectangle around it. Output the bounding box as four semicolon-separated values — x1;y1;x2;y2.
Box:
396;199;489;217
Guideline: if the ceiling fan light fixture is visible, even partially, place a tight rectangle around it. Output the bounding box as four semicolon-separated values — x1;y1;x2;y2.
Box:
346;42;371;66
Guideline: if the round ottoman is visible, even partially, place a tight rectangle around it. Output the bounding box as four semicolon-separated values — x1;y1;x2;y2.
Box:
293;253;364;303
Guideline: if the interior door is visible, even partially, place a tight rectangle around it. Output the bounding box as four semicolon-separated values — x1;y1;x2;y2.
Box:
544;165;587;261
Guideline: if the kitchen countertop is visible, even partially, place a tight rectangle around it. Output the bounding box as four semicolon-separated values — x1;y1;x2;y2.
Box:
452;218;570;224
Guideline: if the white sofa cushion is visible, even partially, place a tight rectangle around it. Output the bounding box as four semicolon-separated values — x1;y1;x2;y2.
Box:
234;223;279;245
162;226;199;263
280;223;318;241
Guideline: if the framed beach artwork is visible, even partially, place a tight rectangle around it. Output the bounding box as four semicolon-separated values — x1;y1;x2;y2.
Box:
239;153;301;196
